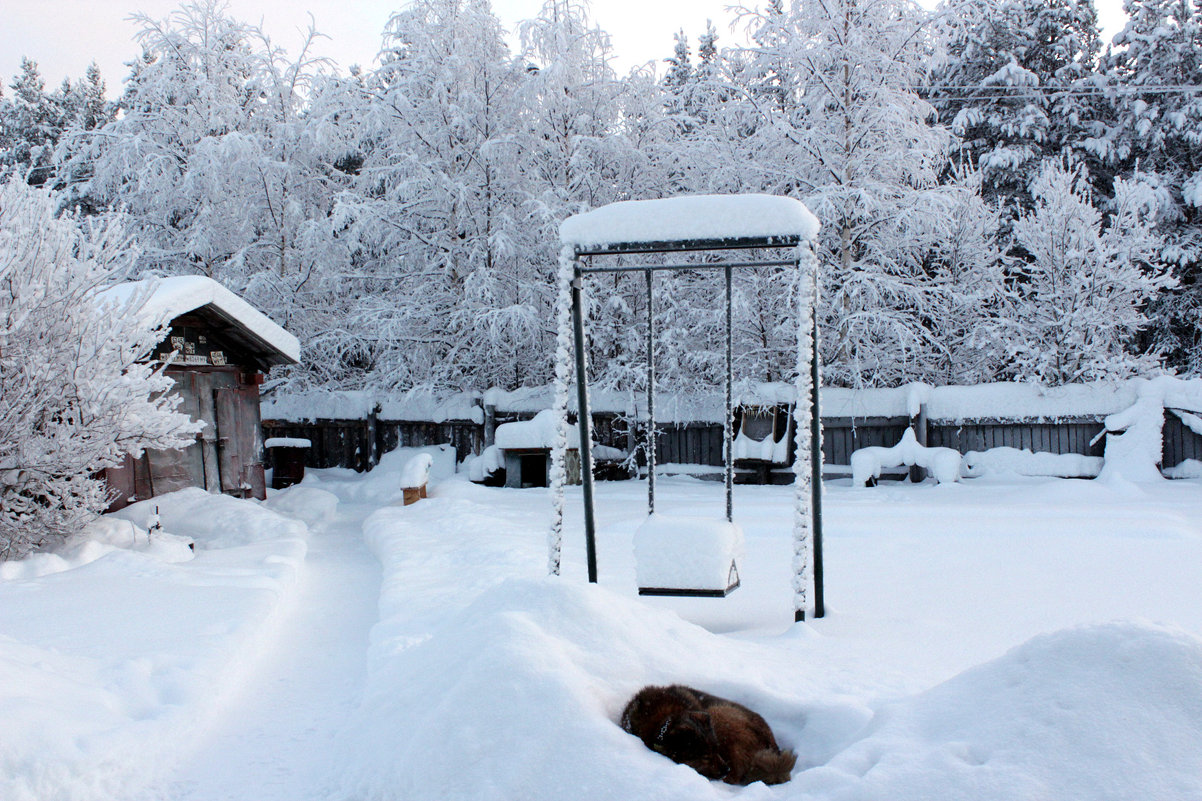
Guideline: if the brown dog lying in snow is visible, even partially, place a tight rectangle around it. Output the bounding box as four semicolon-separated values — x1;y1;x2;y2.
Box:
620;684;796;785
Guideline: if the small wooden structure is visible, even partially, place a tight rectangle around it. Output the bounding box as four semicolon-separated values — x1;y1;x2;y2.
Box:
495;410;581;489
265;437;311;490
101;277;300;510
400;453;433;505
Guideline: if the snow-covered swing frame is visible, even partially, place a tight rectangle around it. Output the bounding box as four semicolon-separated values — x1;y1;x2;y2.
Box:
548;194;826;622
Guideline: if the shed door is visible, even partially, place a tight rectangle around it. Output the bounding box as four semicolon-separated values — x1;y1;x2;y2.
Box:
216;385;265;498
146;371;207;495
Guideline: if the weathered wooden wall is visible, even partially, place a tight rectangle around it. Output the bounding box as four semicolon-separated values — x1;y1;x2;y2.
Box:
928;419;1107;458
1163;410;1202;466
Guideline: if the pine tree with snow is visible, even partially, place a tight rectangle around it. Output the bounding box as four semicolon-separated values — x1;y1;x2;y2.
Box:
1093;0;1202;373
0;180;200;559
0;59;61;185
929;0;1103;210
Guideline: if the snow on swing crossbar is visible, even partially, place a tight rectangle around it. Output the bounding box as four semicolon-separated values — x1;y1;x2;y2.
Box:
548;194;826;621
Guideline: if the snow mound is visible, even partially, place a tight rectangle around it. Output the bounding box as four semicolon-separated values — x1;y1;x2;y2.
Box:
851;429;962;486
304;445;457;503
400;453;433;489
806;622;1202;801
733;429;788;463
0;489;308;801
0;516;197;580
263;485;340;527
465;444;504;482
337;577;800;801
1164;459;1202;479
962;447;1102;479
108;488;306;549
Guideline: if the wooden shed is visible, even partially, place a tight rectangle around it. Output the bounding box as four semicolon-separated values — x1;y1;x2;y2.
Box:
101;277;300;510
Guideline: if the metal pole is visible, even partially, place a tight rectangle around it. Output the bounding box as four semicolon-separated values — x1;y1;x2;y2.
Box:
645;269;656;516
724;264;733;523
810;310;825;618
571;265;598;583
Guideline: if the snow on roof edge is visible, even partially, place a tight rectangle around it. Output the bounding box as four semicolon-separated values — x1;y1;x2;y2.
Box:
97;276;300;365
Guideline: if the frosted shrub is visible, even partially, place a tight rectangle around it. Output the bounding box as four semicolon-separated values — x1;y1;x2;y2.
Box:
0;179;199;559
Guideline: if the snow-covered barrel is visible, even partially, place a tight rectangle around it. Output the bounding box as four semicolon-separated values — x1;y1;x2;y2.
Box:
634;514;744;597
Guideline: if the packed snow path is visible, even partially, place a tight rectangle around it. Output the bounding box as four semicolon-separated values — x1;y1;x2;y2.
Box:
165;501;382;801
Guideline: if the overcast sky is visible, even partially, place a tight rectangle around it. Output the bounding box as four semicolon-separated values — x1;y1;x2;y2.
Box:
3;0;1130;96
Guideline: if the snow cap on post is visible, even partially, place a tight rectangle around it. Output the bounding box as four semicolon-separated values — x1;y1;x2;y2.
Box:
559;194;820;251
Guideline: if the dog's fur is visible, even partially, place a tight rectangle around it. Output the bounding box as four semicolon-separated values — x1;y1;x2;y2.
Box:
620;684;796;785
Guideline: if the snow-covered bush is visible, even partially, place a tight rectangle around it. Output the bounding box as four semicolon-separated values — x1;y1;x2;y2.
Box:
0;179;199;559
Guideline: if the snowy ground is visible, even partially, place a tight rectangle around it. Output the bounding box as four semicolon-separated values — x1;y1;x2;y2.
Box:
2;450;1202;800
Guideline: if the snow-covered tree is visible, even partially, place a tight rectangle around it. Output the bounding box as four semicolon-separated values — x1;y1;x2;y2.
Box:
1007;159;1173;384
929;0;1102;209
732;0;969;387
331;0;536;392
56;1;349;392
1093;0;1202;373
516;0;659;391
0;59;63;185
0;179;199;559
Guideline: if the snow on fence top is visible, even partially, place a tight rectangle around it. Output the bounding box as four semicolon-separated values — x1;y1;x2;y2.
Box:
558;194;820;250
261;378;1202;425
97;276;300;365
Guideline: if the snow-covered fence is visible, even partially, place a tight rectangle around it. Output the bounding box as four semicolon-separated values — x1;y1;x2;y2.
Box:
259;380;1202;478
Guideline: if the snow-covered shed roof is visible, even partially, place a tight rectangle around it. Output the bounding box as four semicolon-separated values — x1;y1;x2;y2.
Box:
559;194;820;253
97;276;300;367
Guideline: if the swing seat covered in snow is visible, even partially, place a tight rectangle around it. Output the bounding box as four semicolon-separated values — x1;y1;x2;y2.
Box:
634;514;743;597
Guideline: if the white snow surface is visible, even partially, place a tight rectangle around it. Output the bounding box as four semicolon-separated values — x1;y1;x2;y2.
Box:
633;514;744;591
559;194;820;249
97;276;300;364
851;428;962;485
5;466;1202;800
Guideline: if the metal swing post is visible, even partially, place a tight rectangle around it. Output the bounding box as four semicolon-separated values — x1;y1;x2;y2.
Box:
570;259;599;584
724;264;734;523
810;308;825;618
646;269;656;516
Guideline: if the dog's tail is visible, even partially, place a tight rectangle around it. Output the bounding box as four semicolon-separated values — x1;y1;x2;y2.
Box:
744;748;797;785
